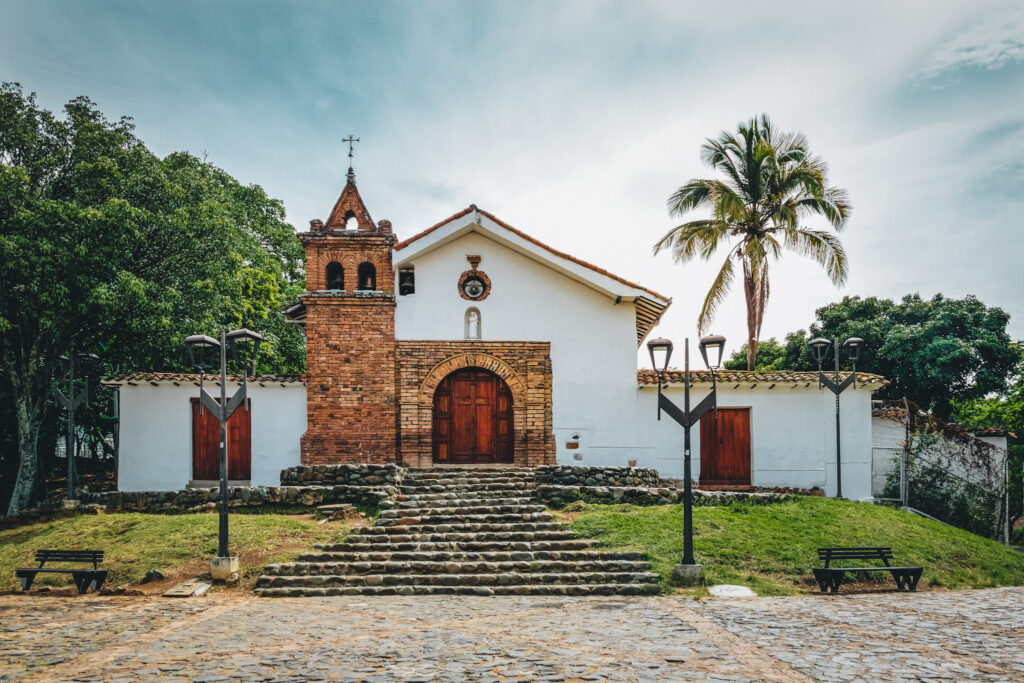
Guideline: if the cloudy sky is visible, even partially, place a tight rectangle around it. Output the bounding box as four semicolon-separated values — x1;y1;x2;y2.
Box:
2;0;1022;359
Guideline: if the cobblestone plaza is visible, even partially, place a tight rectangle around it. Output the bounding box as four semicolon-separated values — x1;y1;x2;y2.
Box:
2;587;1023;682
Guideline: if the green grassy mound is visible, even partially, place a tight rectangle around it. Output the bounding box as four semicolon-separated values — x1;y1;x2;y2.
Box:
0;512;348;591
568;496;1024;595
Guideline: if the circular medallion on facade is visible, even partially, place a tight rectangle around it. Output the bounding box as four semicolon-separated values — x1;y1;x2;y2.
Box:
458;269;491;301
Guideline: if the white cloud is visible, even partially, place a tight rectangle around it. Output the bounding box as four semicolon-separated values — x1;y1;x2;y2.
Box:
920;4;1024;80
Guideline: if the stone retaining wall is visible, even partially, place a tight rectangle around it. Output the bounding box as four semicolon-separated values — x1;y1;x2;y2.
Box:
536;484;790;507
78;485;394;513
279;464;405;487
535;466;661;488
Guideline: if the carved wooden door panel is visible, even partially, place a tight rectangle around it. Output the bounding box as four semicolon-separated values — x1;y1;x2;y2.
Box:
699;407;751;485
433;368;513;464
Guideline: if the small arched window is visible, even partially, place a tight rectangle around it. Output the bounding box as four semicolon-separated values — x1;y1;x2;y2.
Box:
465;307;482;340
357;262;376;291
344;211;358;230
325;261;344;290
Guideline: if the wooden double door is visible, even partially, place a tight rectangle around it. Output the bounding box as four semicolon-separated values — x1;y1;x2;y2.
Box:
699;407;751;485
433;368;513;464
190;397;252;480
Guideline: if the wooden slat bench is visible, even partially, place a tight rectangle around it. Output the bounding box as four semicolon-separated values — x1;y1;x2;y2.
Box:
814;547;922;594
15;550;108;594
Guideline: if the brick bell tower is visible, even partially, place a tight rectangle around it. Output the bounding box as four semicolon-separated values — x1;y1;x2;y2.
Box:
298;165;398;464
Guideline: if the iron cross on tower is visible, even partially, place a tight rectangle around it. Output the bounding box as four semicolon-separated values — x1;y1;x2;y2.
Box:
342;135;359;177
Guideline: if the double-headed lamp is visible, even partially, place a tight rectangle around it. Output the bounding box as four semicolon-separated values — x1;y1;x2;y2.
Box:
698;335;727;371
647;337;674;375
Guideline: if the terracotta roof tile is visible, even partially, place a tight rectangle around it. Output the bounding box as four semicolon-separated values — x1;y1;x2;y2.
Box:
102;372;305;386
638;369;889;387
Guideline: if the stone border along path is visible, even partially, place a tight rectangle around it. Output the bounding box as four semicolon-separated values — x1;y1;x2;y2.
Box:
255;467;664;596
2;588;1023;681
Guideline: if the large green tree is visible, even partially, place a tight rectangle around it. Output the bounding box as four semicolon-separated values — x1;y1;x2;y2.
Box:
0;84;305;516
723;294;1017;420
654;114;851;369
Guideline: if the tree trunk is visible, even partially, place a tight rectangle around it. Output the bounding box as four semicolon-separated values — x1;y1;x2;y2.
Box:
6;393;41;517
743;265;759;370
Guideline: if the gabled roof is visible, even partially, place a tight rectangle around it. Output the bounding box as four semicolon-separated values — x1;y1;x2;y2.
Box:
395;205;671;345
324;171;375;231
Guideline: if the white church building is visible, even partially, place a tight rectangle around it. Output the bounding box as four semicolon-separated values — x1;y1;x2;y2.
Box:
106;172;887;498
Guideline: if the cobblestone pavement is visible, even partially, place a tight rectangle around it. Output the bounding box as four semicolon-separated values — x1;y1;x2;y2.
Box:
1;587;1022;682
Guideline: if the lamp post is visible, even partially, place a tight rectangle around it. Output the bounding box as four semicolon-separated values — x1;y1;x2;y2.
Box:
808;337;864;499
648;334;726;584
184;328;261;578
53;352;100;501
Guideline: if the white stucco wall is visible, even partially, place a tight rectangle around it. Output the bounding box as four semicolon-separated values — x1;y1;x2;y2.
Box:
395;230;642;463
624;383;875;499
116;381;306;491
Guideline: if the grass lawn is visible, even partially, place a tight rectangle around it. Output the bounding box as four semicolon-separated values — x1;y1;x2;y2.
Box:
565;496;1024;595
0;511;351;593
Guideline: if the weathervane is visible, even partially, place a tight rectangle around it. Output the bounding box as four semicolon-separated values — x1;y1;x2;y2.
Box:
342;135;359;178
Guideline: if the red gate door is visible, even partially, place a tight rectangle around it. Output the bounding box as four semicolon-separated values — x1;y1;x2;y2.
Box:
433;368;513;464
699;407;751;485
190;397;252;480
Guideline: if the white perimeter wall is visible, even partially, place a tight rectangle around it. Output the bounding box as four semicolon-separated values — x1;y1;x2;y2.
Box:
623;384;874;499
117;382;306;491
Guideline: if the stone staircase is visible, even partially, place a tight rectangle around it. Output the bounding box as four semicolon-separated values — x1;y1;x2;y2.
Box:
255;467;661;596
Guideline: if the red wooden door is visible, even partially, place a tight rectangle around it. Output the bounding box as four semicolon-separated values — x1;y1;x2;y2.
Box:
433;368;513;464
699;408;751;485
191;397;252;480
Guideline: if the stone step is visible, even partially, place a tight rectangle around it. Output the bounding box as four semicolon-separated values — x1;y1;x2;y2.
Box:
255;583;661;597
391;496;537;508
295;549;648;563
256;571;661;589
315;539;600;553
405;468;536;478
338;529;580;544
376;512;553;526
349;522;568;535
399;482;536;494
267;559;653;576
393;490;538;502
379;504;548;517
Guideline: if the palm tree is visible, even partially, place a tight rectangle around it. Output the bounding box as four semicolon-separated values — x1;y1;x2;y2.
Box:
655;114;851;369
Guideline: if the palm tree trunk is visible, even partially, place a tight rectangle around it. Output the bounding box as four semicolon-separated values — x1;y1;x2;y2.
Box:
743;261;759;370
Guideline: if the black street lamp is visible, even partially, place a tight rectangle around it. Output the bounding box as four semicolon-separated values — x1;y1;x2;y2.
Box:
184;329;261;573
809;336;864;499
648;334;725;584
53;352;100;501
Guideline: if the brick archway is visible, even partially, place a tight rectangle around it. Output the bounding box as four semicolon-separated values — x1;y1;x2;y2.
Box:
418;353;527;407
397;342;554;468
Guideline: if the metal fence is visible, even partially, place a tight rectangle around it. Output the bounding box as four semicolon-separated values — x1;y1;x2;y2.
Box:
872;401;1010;544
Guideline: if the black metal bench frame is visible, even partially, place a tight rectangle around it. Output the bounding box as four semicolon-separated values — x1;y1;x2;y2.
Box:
16;550;108;594
813;547;922;593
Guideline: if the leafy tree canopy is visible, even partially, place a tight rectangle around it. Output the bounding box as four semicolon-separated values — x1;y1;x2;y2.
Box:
723;293;1016;419
0;83;305;514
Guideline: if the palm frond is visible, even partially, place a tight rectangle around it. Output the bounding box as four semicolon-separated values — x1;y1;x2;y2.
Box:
697;250;736;335
653;219;729;264
783;227;849;285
